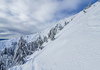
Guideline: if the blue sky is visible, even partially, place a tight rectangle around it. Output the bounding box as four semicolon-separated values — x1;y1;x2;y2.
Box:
0;0;98;39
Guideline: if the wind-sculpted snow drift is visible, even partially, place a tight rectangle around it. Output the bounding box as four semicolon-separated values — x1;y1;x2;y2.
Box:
0;1;100;70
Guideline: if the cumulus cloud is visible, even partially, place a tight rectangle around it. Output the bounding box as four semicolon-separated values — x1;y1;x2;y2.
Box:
0;0;96;39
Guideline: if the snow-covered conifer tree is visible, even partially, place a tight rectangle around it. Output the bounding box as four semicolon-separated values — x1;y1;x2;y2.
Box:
43;36;48;43
13;36;27;65
37;35;43;50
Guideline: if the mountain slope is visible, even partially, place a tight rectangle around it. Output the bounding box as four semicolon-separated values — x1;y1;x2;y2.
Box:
7;1;100;70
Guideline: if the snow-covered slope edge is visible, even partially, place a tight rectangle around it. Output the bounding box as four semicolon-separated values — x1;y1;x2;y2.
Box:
8;1;100;70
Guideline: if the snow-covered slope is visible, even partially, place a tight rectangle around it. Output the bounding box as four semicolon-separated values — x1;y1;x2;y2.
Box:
5;1;100;70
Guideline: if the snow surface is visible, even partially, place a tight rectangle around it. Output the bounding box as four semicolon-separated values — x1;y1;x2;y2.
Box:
7;1;100;70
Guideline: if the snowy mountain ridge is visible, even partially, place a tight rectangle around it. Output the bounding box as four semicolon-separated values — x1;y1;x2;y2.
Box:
0;1;100;70
0;14;75;51
0;7;74;70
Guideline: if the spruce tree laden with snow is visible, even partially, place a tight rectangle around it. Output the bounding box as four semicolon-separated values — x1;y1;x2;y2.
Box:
48;28;54;40
55;24;63;32
65;22;67;26
48;27;57;41
0;55;6;70
27;42;33;55
85;2;91;9
3;48;7;54
43;36;48;43
65;22;69;26
0;54;13;70
37;35;44;50
83;10;86;13
0;47;14;70
13;36;27;65
88;2;91;8
85;2;91;10
58;24;63;30
33;41;38;49
27;42;37;54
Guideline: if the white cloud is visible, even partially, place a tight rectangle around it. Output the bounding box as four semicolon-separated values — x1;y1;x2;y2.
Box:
0;0;95;39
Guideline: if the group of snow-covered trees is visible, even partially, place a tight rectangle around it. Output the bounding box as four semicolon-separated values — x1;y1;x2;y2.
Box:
48;23;63;40
83;2;91;13
0;35;47;70
13;35;46;65
83;1;100;13
13;37;27;65
0;42;17;70
13;23;66;66
0;21;68;70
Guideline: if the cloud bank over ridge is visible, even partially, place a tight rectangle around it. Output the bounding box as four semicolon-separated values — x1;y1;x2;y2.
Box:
0;0;96;39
